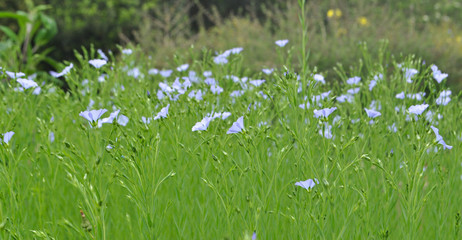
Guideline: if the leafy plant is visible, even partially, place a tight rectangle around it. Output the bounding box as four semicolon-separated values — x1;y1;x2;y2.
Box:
0;3;58;73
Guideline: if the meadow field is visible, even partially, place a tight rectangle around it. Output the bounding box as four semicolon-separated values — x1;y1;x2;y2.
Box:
1;1;462;239
1;39;461;239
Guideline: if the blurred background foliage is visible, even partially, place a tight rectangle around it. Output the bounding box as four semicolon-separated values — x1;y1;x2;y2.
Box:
1;0;462;89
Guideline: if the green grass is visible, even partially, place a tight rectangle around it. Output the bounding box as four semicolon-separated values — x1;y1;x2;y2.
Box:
0;39;461;239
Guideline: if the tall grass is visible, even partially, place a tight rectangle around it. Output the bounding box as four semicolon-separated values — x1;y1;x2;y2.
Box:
0;2;461;239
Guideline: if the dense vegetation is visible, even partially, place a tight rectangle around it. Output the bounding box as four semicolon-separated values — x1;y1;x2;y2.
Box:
0;1;461;239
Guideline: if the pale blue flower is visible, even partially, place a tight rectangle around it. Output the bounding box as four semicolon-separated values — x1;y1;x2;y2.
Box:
336;94;354;103
221;112;232;120
33;87;41;95
148;68;159;75
127;67;141;79
430;126;452;150
262;68;274;75
79;109;108;124
49;131;55;143
159;82;173;93
230;90;245;98
2;131;14;144
346;76;361;85
314;107;337;118
222;47;243;57
122;49;133;55
6;71;26;79
209;112;231;120
97;49;108;60
403;68;418;83
347;87;360;95
312;90;331;103
160;69;173;78
395;92;405;99
369;80;377;91
188;71;200;83
204;78;216;86
436;90;451;106
157;90;165;100
214;55;228;64
154;104;170;120
188;90;203;101
249;80;265;87
176;64;189;72
431;65;448;83
298;101;311;109
364;108;381;118
117;115;129;126
408;104;428;115
210;84;223;95
142;116;152;124
388;123;397;132
89;59;107;68
313;74;325;84
203;71;212;77
295;178;319;190
275;39;289;47
17;78;38;89
406;92;425;101
192;116;212;131
50;63;74;78
319;123;333;139
227;116;244;134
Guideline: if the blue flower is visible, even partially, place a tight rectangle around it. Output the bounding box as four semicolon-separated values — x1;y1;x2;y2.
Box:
275;39;289;47
2;131;14;144
436;90;451;106
313;74;325;84
295;178;319;190
89;59;107;68
17;78;38;89
408;104;428;115
364;108;381;118
431;65;448;83
122;49;133;55
154;104;170;120
262;68;274;75
430;126;452;150
176;64;189;72
50;63;74;78
403;68;418;83
314;107;337;118
192;116;212;131
227;116;244;134
346;76;361;85
395;92;405;99
79;109;108;125
160;69;173;78
249;80;265;87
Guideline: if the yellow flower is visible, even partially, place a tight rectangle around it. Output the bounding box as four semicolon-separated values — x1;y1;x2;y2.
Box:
456;36;462;43
357;17;369;26
335;9;342;18
327;9;334;18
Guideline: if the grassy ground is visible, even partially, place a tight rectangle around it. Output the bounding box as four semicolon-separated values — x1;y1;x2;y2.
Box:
0;34;461;239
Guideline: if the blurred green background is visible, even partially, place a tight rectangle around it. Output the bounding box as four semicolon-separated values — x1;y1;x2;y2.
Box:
1;0;462;89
